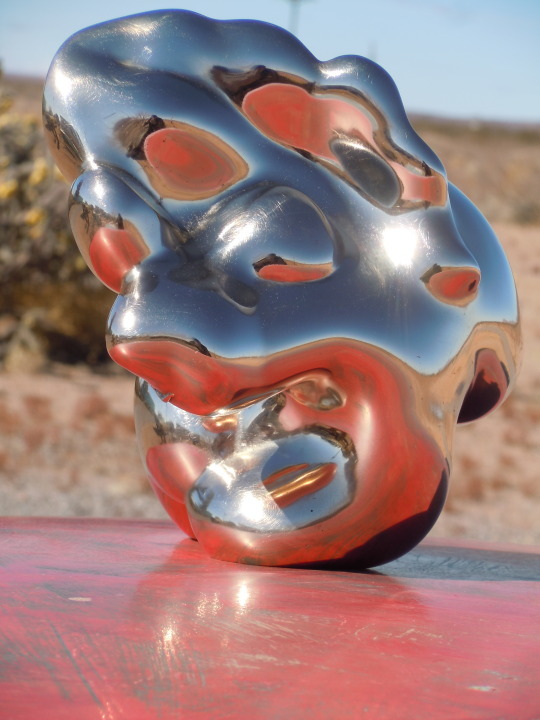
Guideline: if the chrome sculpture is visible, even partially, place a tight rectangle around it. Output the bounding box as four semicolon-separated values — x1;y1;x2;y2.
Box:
43;10;520;567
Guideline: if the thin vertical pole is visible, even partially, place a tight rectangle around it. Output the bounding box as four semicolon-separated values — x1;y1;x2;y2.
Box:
289;0;300;35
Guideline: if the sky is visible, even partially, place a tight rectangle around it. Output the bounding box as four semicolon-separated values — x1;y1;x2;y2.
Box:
1;0;539;122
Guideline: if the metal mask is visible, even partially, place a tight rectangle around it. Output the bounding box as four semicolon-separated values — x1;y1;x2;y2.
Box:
43;10;520;567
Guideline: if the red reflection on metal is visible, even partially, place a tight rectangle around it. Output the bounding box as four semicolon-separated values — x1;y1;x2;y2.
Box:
243;83;371;161
110;340;235;416
459;348;509;423
257;261;332;282
112;337;447;565
191;343;445;566
243;83;445;205
426;266;481;306
262;462;337;508
473;348;508;391
397;171;445;206
144;127;239;195
89;227;148;293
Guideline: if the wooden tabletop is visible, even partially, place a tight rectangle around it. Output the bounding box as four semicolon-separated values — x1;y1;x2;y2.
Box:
1;517;539;719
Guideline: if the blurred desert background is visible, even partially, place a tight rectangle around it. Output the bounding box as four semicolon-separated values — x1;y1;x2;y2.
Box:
1;72;539;544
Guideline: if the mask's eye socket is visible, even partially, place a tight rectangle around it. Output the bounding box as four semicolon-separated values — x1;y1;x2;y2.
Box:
421;264;481;306
209;186;335;285
142;125;248;200
330;137;401;208
231;188;335;284
254;254;333;283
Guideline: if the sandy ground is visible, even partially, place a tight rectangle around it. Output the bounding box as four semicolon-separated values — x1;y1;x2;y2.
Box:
0;221;538;546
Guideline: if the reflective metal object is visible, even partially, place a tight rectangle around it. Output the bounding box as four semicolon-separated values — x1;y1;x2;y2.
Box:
43;10;521;567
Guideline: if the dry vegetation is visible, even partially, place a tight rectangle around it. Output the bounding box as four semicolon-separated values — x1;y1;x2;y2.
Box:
1;75;539;545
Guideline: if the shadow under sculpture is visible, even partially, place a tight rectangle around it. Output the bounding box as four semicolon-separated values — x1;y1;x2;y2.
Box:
43;10;521;567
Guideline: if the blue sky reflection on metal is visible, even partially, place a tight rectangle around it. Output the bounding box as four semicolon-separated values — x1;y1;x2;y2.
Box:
1;0;539;122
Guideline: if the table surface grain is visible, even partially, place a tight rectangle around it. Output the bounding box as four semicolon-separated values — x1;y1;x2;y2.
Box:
1;517;539;719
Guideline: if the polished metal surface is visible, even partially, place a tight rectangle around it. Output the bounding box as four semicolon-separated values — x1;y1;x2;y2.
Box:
43;10;521;567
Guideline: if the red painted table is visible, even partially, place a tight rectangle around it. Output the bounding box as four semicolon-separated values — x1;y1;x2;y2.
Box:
1;518;539;719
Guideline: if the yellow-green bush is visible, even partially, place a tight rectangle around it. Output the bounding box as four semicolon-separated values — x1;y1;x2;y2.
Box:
0;70;113;368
